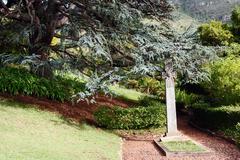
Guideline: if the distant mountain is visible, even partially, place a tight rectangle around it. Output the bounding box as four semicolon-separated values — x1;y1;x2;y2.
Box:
170;0;240;22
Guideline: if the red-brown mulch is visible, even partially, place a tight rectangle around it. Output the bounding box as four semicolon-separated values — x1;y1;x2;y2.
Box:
0;93;133;125
123;114;240;160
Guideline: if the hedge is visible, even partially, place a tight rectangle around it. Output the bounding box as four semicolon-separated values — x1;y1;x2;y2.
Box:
94;102;166;130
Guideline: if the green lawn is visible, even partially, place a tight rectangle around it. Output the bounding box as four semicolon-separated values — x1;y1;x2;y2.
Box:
0;98;121;160
109;85;146;102
160;140;206;152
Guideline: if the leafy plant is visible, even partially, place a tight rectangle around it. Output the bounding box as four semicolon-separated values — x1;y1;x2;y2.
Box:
94;102;166;130
198;20;233;46
191;102;240;146
122;77;165;97
236;123;240;131
191;103;240;129
175;89;201;107
0;67;85;102
231;5;240;35
201;57;240;105
236;123;240;145
225;43;240;57
138;96;163;106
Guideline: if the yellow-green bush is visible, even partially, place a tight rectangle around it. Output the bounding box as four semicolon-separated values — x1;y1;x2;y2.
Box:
202;57;240;105
198;20;233;46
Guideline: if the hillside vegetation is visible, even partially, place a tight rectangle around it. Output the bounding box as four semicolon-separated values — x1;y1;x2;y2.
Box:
171;0;240;22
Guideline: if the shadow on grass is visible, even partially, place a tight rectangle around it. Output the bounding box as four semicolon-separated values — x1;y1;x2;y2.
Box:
0;97;95;131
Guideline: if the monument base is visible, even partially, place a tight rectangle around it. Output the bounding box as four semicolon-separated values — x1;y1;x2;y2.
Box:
160;131;184;142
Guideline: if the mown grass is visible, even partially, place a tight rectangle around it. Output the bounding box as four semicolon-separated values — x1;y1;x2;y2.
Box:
109;85;146;102
160;140;206;152
0;98;121;160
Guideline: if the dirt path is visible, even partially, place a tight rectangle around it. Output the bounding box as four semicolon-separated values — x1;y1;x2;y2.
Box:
122;115;240;160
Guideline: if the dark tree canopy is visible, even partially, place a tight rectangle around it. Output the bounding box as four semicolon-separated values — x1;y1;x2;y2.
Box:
0;0;172;74
0;0;215;100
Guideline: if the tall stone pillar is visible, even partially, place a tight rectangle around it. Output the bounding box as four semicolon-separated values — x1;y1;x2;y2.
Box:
162;59;179;137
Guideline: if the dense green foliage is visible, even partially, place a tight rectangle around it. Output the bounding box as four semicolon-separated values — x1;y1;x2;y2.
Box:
0;67;85;101
175;89;201;107
236;123;240;145
191;103;240;145
201;57;240;105
122;77;164;96
198;21;233;46
237;123;240;132
225;43;240;57
0;0;215;100
231;6;240;34
94;102;166;129
191;103;240;129
198;6;240;46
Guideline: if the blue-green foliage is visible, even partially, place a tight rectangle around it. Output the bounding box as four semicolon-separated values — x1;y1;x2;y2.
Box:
94;101;166;130
0;67;85;101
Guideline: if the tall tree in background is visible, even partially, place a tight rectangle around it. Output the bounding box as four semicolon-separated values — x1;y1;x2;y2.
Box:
0;0;172;75
0;0;214;99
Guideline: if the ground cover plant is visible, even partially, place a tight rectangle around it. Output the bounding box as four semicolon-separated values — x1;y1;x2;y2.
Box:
0;98;121;160
191;103;240;128
190;103;240;145
0;66;85;102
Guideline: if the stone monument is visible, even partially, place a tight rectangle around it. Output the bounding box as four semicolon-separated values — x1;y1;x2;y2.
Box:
162;59;180;139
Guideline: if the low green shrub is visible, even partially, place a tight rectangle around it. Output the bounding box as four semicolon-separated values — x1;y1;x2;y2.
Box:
198;20;233;46
225;43;240;57
175;89;201;107
0;67;85;101
236;123;240;131
236;123;240;146
231;6;240;35
191;103;240;129
222;123;240;147
94;102;166;129
201;57;240;105
191;103;240;146
138;96;163;106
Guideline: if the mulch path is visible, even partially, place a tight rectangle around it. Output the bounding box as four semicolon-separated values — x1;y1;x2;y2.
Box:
1;94;240;160
123;114;240;160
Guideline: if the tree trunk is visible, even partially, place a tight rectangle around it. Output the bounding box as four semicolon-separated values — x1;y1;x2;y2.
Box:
28;0;59;78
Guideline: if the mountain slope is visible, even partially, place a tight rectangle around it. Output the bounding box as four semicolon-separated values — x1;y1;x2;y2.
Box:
170;0;240;22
